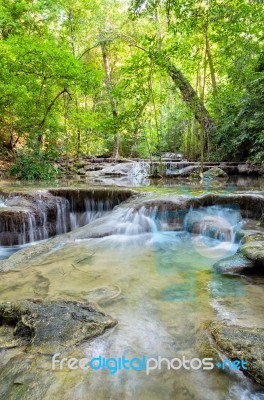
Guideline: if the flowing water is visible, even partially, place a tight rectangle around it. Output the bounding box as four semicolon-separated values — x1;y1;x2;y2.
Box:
0;196;264;400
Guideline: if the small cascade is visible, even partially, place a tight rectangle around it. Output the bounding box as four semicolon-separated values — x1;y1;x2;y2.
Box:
0;209;38;246
0;189;133;248
113;207;158;235
99;206;243;252
56;200;70;234
0;197;6;208
68;198;114;230
183;205;243;243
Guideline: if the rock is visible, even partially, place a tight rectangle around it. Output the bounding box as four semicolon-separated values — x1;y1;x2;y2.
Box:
76;160;87;168
0;300;117;353
241;231;264;244
77;168;86;175
260;215;264;227
0;193;70;246
0;354;55;399
240;241;264;268
179;165;199;176
203;167;228;179
209;322;264;386
101;162;135;176
213;253;253;274
165;169;180;177
237;164;261;176
83;285;122;306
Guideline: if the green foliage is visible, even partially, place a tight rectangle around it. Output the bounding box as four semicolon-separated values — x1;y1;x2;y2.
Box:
212;73;264;162
0;0;264;177
9;148;60;180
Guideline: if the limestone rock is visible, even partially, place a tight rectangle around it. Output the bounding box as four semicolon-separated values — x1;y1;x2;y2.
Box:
240;241;264;268
209;322;264;386
203;167;228;179
213;254;253;274
0;300;117;353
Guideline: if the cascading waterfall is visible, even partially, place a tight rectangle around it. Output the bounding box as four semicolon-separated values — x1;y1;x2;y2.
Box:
56;200;70;234
0;187;244;267
183;205;243;243
69;198;114;230
114;206;158;236
93;203;243;264
0;197;6;208
0;192;127;249
106;204;243;243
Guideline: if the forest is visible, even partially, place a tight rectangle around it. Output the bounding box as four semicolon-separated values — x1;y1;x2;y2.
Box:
0;0;264;179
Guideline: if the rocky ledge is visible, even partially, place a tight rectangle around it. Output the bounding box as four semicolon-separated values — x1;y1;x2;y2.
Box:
208;322;264;386
0;299;117;353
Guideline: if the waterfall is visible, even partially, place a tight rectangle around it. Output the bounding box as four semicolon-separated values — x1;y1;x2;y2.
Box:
69;198;113;230
183;205;243;242
113;207;158;235
56;200;70;234
0;197;6;208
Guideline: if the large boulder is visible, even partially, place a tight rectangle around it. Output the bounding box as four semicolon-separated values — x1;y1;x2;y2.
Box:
0;300;117;353
209;322;264;386
203;167;228;179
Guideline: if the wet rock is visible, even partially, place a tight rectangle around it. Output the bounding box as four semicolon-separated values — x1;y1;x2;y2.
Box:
203;167;228;179
213;254;253;274
77;168;86;175
209;322;264;386
0;192;69;246
83;285;121;306
237;164;261;176
49;188;135;212
0;300;117;353
165;168;180;177
179;165;199;176
135;193;264;220
237;230;264;244
0;354;55;400
33;274;50;298
101;162;134;176
240;241;264;269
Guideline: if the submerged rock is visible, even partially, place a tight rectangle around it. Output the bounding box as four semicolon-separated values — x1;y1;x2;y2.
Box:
83;285;122;306
0;300;117;353
213;254;253;274
209;322;264;386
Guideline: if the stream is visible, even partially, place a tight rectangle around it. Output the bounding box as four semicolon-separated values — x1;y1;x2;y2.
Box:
0;180;263;399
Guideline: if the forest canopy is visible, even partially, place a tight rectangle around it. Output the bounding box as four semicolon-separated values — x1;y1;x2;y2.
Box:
0;0;263;168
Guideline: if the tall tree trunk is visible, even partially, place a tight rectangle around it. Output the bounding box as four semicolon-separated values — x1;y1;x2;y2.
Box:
206;36;217;94
147;50;215;145
100;41;119;159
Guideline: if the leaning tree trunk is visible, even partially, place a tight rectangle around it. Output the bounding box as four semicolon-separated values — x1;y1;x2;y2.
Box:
149;51;215;147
